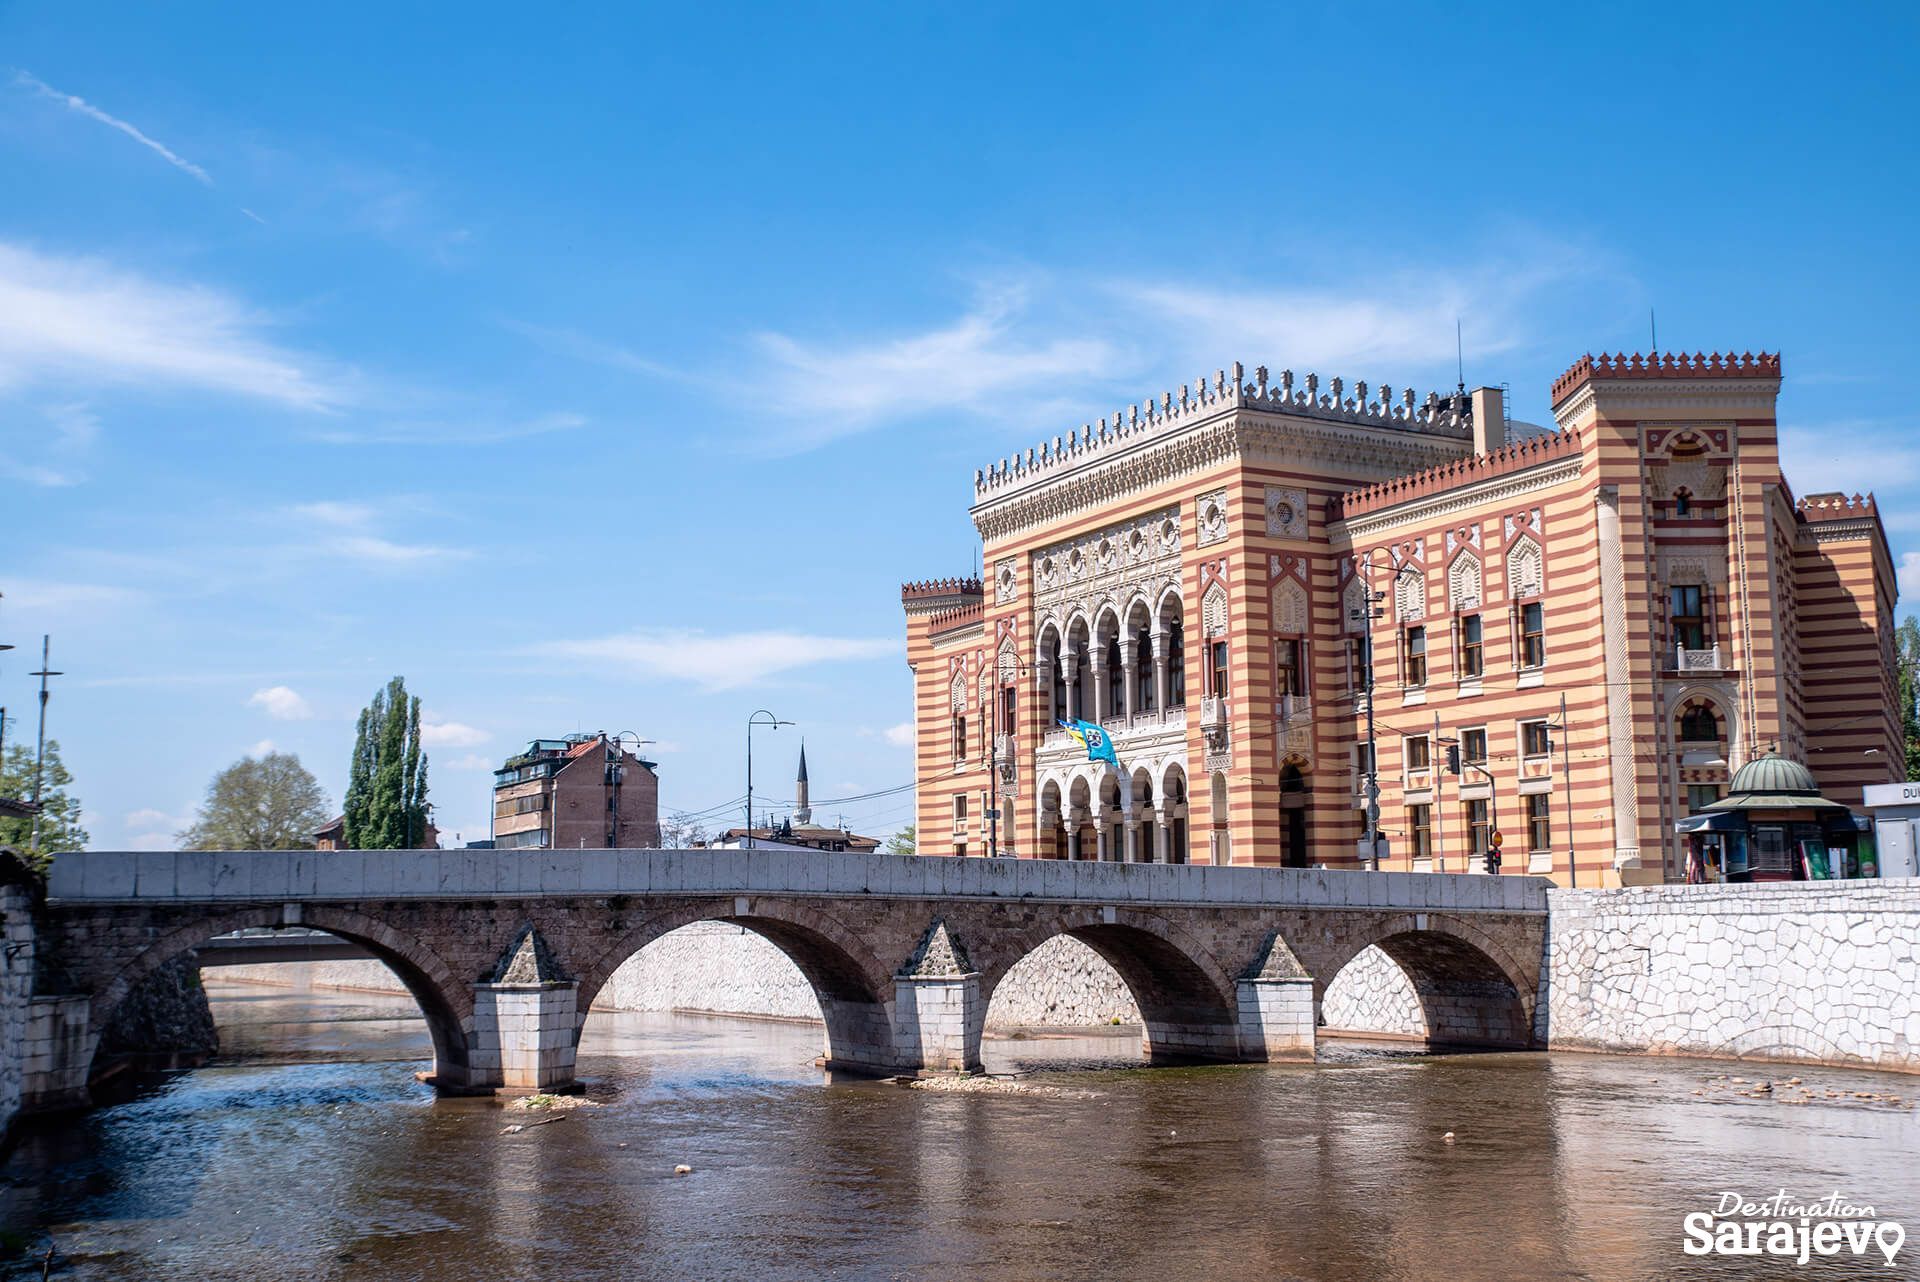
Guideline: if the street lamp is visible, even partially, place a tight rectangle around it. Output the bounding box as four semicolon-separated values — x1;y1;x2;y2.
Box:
605;731;655;847
745;710;792;848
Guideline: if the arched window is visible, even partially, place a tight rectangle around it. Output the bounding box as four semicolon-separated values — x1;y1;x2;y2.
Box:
1448;553;1483;612
1394;566;1425;622
1679;704;1720;743
1506;537;1544;600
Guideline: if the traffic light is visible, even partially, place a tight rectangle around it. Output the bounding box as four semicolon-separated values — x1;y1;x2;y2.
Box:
1445;743;1461;775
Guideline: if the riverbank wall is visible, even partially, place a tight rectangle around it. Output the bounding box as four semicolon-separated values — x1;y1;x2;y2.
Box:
1;876;33;1143
1544;881;1920;1071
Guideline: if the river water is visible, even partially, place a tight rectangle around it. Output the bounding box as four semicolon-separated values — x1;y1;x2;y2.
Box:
4;982;1919;1281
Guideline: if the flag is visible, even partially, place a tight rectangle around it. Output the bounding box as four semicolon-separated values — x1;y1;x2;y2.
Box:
1059;718;1120;770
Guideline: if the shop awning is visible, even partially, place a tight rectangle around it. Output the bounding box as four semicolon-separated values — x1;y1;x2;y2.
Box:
1677;810;1748;834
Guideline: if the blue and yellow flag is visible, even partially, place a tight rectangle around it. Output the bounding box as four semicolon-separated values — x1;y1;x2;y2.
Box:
1059;718;1120;769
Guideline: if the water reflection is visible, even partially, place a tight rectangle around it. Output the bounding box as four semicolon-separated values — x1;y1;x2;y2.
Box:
2;984;1917;1281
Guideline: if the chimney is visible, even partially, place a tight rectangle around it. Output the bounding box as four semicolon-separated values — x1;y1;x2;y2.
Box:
1470;386;1506;455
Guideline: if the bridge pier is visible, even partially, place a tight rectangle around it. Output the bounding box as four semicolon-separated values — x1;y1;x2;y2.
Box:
1235;976;1316;1061
889;919;984;1075
892;972;984;1074
466;981;579;1094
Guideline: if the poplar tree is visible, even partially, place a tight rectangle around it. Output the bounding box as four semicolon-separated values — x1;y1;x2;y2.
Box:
1897;617;1920;781
341;677;431;848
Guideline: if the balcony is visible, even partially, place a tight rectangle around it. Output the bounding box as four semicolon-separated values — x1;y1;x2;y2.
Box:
1669;644;1725;673
1036;706;1188;770
1200;696;1227;730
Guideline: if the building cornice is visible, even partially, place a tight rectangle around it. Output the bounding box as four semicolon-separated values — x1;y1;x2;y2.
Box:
1331;458;1587;541
970;409;1470;543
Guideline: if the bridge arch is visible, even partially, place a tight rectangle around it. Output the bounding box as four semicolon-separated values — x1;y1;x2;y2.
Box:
974;908;1240;1063
575;898;898;1074
1310;913;1537;1048
88;904;475;1088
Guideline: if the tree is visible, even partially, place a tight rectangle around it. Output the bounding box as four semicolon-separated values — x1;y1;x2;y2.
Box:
884;824;916;856
0;738;88;873
178;751;331;851
342;677;431;848
1898;616;1920;781
656;811;709;848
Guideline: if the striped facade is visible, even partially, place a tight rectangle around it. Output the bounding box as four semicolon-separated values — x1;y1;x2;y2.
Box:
902;353;1897;886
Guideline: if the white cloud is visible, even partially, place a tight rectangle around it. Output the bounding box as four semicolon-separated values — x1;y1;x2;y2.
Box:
248;685;313;720
290;500;377;527
535;629;899;691
752;280;1118;451
125;807;189;830
0;241;344;409
0;578;141;621
1898;552;1920;602
0;402;97;486
442;752;497;771
421;720;490;748
328;534;468;566
304;410;588;447
15;71;212;184
249;738;277;757
283;499;471;567
882;721;915;747
1778;420;1920;497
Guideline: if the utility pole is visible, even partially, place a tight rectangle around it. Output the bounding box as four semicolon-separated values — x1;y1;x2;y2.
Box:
1547;691;1577;887
745;710;791;849
30;636;61;858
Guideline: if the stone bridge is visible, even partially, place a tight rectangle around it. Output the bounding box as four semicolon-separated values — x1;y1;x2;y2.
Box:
37;849;1549;1101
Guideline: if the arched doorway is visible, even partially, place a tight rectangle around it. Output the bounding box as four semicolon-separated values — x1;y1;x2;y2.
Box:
1279;763;1310;868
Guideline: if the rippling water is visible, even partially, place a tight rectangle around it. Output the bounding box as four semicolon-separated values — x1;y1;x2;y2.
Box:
4;983;1919;1281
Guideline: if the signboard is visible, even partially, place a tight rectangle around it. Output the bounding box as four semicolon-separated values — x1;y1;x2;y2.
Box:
1489;830;1505;849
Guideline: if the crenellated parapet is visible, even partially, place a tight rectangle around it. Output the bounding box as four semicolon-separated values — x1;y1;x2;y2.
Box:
901;576;983;620
974;361;1472;499
1551;351;1781;407
1328;428;1585;523
1796;491;1877;521
927;600;985;637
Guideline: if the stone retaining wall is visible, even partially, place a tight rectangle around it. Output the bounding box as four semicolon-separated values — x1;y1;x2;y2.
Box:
1319;945;1425;1035
1;883;33;1142
1545;881;1920;1072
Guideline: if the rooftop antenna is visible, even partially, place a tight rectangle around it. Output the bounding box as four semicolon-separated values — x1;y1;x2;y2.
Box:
1650;308;1658;353
1455;318;1465;393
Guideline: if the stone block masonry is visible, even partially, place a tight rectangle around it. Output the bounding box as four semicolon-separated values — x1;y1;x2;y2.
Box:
1545;881;1920;1072
1;883;34;1141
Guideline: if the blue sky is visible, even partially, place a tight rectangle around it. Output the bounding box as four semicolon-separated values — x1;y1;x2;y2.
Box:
2;3;1917;849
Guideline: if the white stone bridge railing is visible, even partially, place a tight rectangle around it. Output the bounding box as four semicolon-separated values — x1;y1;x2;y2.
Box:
47;847;1551;915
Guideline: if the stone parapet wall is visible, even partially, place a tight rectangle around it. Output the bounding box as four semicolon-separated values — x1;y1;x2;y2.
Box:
1545;881;1920;1072
1;885;33;1141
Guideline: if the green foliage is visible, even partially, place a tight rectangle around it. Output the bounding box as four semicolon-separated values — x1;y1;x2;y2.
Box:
884;823;916;856
178;751;332;851
341;676;432;849
1898;617;1920;781
0;738;87;873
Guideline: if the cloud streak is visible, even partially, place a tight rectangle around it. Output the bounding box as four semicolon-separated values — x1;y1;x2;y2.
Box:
16;71;212;184
248;685;313;720
534;629;899;691
0;241;345;408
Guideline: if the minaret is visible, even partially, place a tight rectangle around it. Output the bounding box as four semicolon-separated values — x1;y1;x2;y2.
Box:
794;742;811;824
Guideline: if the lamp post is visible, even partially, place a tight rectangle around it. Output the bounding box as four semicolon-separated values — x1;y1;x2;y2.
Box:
1544;693;1576;887
988;659;1037;859
745;710;792;848
606;731;655;847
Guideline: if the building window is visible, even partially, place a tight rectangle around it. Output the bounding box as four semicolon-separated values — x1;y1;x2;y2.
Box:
1459;614;1483;679
1404;625;1427;686
1209;640;1229;698
1526;794;1551;853
1670;585;1707;651
1521;720;1550;758
1349;636;1372;690
1674;489;1692;517
1276;638;1305;697
1406;734;1431;771
497;828;549;850
952;795;967;832
1168;623;1187;707
1679;704;1719;743
1466;798;1491;854
1462;727;1488;767
1354;742;1375;785
951;713;967;763
1000;685;1016;736
1408;804;1432;859
1687;784;1722;812
1520;601;1546;668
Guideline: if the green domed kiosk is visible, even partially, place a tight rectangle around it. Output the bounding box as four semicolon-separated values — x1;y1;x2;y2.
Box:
1677;749;1873;882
